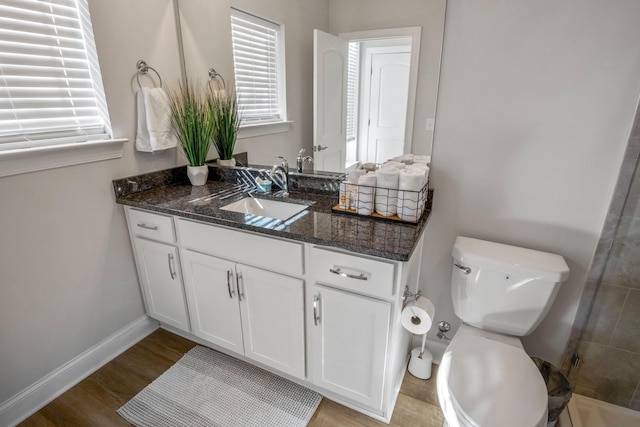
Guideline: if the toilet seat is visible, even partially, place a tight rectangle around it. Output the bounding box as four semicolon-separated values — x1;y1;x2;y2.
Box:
437;325;548;427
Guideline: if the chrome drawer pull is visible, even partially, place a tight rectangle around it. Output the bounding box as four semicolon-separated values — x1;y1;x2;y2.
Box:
313;294;320;326
329;267;368;281
226;270;235;299
137;222;158;231
168;253;177;279
236;272;245;301
454;263;471;274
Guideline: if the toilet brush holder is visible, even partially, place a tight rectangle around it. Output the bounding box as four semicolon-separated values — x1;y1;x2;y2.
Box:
408;347;433;379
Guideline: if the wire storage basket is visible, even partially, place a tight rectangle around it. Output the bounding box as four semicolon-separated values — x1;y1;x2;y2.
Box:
332;180;428;223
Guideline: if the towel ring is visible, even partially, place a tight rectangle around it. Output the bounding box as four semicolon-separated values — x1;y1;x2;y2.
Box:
208;68;226;89
136;60;163;89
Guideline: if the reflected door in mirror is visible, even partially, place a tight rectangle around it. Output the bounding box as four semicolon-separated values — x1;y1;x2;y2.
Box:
313;30;347;173
363;48;411;163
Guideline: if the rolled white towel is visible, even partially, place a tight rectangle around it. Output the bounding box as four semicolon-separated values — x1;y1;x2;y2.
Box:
357;173;376;216
392;154;414;164
348;169;367;184
399;168;425;191
375;168;399;216
407;164;430;183
413;155;431;165
398;169;426;221
380;161;406;170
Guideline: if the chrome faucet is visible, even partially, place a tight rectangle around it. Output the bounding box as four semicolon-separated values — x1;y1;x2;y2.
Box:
270;155;290;196
296;148;313;173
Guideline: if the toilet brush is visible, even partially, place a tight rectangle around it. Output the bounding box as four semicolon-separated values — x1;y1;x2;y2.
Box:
418;332;428;358
408;332;433;379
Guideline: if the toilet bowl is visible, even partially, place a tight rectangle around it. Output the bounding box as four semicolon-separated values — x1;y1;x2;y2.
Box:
437;236;570;427
437;324;548;427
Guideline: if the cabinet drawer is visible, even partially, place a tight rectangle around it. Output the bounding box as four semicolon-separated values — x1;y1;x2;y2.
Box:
127;208;175;243
177;219;303;277
310;247;396;299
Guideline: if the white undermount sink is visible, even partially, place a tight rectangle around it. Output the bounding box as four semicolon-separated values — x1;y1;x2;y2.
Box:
220;197;310;221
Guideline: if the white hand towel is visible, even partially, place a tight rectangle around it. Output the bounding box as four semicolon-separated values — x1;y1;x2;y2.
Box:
356;173;376;216
375;169;399;216
136;87;179;152
398;169;426;221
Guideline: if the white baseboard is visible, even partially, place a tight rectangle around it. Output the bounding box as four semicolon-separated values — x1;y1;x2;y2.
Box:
0;316;159;427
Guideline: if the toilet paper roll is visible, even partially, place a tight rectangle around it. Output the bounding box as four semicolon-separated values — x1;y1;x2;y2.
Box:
401;297;435;335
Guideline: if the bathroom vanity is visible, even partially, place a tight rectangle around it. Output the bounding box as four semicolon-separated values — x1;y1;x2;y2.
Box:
114;166;430;422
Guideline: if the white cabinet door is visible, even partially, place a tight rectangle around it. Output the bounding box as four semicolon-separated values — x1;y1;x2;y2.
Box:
238;264;305;379
133;237;190;331
310;284;391;410
181;250;244;354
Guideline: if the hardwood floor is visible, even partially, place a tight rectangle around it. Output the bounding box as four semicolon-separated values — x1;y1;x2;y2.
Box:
19;329;444;426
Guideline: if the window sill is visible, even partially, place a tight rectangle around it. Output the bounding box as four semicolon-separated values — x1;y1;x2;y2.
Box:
0;138;127;178
238;121;292;139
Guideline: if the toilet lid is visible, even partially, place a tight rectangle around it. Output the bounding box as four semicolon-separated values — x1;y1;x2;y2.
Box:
446;333;548;427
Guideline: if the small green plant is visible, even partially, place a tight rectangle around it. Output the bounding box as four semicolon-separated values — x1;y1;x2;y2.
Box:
209;85;240;161
166;82;215;167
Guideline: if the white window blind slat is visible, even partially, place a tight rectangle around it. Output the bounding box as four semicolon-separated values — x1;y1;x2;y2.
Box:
346;42;360;143
231;8;285;126
0;0;111;151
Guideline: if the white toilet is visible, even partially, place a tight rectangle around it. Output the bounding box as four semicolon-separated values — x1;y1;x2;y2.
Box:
437;236;570;427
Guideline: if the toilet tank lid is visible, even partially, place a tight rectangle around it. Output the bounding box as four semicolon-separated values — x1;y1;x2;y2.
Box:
452;236;570;282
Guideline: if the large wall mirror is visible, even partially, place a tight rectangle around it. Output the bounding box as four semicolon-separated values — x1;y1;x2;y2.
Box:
175;0;446;173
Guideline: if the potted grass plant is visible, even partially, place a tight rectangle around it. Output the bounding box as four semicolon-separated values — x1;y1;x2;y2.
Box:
209;85;240;166
166;82;215;185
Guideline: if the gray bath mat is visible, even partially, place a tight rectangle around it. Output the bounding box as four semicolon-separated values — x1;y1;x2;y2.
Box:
118;346;322;427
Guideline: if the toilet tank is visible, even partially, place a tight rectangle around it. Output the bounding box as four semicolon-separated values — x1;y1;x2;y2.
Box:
451;236;570;336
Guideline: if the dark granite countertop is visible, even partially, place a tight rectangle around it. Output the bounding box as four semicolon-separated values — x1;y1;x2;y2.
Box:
113;165;431;261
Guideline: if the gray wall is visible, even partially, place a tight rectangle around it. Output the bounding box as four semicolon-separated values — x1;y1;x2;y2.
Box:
422;0;640;364
0;0;183;405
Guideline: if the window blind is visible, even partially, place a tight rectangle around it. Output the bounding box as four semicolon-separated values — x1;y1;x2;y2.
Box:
346;42;360;143
0;0;111;151
230;9;283;125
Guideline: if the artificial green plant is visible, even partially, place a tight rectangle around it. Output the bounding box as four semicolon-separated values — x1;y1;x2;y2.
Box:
166;82;215;167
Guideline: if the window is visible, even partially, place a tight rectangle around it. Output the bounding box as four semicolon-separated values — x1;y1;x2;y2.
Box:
0;0;120;177
230;8;286;128
345;41;360;165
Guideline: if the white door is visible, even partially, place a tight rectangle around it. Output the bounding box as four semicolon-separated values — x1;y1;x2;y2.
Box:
309;284;391;410
181;250;244;354
363;49;411;164
238;264;305;379
133;237;190;331
313;29;348;172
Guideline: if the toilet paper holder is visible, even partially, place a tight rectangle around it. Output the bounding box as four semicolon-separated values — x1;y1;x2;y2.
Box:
402;285;422;303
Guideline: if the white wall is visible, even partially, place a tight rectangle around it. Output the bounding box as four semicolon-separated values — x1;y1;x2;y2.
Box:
178;0;330;166
0;0;182;406
423;0;640;364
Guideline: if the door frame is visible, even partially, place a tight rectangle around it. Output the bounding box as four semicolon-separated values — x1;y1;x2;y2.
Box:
339;27;421;157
